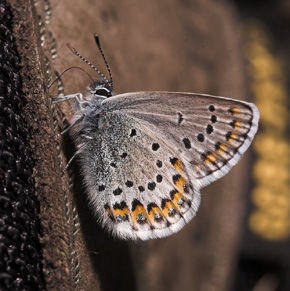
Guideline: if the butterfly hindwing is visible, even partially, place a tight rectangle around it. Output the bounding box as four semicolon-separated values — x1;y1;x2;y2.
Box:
80;111;199;240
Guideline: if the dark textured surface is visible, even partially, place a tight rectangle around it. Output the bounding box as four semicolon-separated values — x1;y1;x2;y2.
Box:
0;1;44;290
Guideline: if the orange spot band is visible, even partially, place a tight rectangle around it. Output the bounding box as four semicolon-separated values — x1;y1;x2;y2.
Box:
172;192;184;208
175;177;187;193
113;207;130;218
217;143;227;155
149;207;163;221
131;205;149;223
205;153;217;164
163;201;176;218
174;159;184;174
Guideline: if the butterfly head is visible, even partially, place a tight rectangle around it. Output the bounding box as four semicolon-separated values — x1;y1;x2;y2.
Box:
89;79;113;98
67;34;114;98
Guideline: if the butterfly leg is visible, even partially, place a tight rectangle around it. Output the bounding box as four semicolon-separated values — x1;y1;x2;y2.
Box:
51;92;84;104
61;142;89;175
53;113;86;138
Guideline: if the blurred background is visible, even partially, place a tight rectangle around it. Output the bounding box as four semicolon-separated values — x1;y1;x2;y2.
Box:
30;0;290;290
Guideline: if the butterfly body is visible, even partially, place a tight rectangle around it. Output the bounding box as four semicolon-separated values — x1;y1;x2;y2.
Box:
67;79;259;240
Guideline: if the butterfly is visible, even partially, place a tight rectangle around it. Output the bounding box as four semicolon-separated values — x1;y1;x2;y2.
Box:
53;34;259;240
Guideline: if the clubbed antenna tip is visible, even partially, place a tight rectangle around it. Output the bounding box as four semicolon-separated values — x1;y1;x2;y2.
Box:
66;43;76;54
93;34;114;92
94;34;100;48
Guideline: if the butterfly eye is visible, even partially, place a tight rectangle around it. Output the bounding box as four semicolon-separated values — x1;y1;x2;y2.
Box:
94;87;111;97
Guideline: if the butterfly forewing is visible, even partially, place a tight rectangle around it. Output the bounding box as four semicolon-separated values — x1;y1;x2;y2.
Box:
103;92;259;187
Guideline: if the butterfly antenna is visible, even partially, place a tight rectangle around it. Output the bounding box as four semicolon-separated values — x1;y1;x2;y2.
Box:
66;43;109;84
94;34;114;92
48;67;95;89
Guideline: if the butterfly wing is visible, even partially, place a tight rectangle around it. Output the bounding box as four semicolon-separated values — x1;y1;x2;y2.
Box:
102;92;259;187
80;92;259;240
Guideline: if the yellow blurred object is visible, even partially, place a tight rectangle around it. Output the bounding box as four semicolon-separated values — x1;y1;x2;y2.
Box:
254;133;290;162
244;22;290;242
249;211;290;241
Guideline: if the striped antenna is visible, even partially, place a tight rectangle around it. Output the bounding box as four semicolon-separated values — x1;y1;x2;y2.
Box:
94;34;114;92
66;43;109;84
